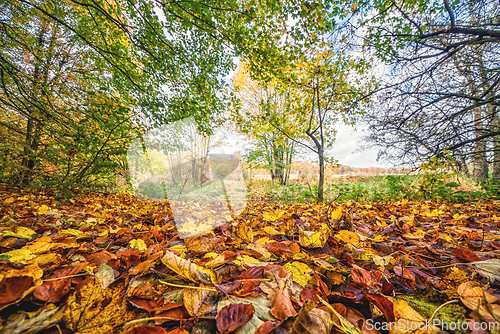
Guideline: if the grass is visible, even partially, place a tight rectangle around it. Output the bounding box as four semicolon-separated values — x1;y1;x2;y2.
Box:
245;173;499;204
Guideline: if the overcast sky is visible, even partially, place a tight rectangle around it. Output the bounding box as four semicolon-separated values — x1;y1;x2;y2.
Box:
210;122;394;168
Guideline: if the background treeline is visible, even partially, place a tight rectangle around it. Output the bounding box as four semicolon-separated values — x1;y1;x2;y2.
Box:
0;0;499;201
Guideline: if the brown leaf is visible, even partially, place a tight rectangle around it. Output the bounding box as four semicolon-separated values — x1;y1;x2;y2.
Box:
183;286;218;318
129;297;182;313
256;320;283;334
362;292;395;323
216;303;255;333
34;262;87;303
452;248;482;262
290;305;332;334
312;271;329;297
270;288;297;320
351;264;380;286
87;250;117;267
129;259;156;276
0;276;33;305
300;286;319;304
393;264;415;282
457;282;500;322
126;325;168;334
239;267;264;280
154;307;191;325
266;242;292;258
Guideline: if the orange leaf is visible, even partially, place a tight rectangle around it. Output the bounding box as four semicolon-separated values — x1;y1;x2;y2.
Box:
270;288;297;320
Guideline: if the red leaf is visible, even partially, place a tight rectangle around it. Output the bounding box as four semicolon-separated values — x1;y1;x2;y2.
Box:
256;320;283;334
451;248;482;262
312;271;329;297
362;292;395;323
270;288;297;320
351;264;380;286
129;297;182;313
239;267;264;280
125;325;168;334
393;264;415;282
300;285;319;303
87;250;117;267
34;262;87;303
265;242;292;258
215;280;242;295
0;276;33;305
216;303;255;333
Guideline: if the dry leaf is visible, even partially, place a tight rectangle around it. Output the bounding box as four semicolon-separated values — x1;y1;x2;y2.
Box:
270;288;297;320
216;303;255;333
468;259;500;282
161;250;217;285
183;286;218;318
291;306;332;334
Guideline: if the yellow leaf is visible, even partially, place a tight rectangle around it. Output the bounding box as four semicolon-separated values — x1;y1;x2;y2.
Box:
161;250;218;284
22;236;54;254
60;229;90;239
0;249;36;264
203;252;219;259
2;226;37;239
293;252;309;260
34;253;61;267
331;206;343;220
390;300;440;334
372;255;393;267
335;230;361;247
37;205;50;215
283;261;312;287
262;210;285;222
298;227;328;248
255;236;273;246
4;197;15;204
263;226;282;235
234;255;266;267
403;229;426;240
128;239;147;251
63;278;137;332
371;235;387;242
236;221;254;243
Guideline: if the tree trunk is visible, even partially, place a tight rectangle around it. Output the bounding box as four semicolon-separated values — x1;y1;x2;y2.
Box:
491;107;500;181
318;147;324;202
473;105;488;182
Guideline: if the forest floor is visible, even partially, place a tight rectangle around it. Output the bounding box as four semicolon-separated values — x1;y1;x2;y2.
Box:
1;184;500;334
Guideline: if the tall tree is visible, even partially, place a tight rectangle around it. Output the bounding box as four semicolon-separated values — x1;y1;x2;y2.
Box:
338;0;500;178
231;62;304;185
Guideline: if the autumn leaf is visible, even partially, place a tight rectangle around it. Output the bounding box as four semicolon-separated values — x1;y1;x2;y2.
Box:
291;305;332;334
216;303;255;333
298;226;328;248
63;278;139;333
270;288;297;320
161;250;218;285
237;221;254;243
183;286;219;318
0;249;36;264
262;210;285;222
335;230;360;247
34;262;87;303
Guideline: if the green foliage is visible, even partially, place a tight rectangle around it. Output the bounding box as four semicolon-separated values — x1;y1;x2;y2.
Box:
247;172;495;204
